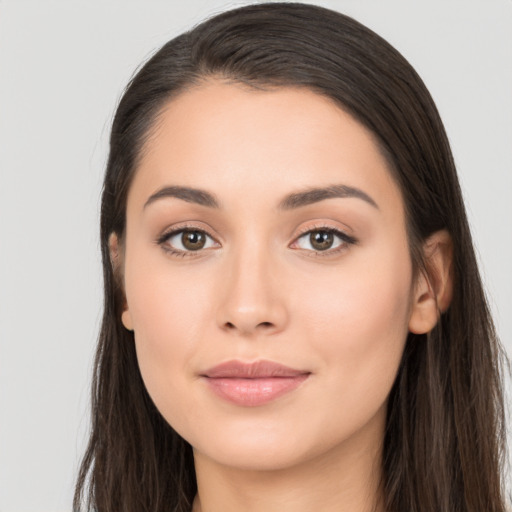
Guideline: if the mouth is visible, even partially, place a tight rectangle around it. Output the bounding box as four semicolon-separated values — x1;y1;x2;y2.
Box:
200;360;311;407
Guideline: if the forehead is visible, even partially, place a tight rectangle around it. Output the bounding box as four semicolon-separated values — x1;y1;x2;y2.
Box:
128;80;402;215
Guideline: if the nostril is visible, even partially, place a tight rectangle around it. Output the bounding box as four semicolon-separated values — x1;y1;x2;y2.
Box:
223;320;274;332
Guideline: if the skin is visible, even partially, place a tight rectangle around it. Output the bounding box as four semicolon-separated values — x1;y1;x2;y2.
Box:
111;81;452;512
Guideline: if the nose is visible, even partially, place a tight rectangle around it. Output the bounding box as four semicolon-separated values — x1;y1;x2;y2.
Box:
216;243;288;337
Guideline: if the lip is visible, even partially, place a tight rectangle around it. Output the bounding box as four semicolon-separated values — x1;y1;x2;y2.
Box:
201;360;311;407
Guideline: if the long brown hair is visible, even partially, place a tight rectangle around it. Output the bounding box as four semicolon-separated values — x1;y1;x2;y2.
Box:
74;3;509;511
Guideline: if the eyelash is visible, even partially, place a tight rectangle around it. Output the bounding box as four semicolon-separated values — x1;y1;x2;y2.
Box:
156;223;357;258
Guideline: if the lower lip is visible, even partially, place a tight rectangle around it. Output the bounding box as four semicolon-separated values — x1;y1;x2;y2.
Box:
204;375;310;407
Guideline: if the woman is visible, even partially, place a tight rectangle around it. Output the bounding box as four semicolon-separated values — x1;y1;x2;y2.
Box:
74;3;509;511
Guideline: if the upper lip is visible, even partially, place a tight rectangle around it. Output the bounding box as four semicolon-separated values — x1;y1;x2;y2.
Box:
202;360;310;379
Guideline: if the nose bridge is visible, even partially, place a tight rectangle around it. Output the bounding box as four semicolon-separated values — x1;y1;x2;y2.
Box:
217;233;287;335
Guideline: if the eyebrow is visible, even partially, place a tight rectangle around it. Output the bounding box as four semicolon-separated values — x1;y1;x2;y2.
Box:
143;183;378;211
278;184;379;210
144;186;220;209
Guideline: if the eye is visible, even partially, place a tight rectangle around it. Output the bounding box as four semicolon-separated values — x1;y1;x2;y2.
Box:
292;228;356;253
160;228;218;254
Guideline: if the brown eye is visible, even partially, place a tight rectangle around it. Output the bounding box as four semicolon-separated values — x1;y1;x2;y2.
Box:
181;230;206;250
161;228;217;254
292;227;356;254
309;231;334;251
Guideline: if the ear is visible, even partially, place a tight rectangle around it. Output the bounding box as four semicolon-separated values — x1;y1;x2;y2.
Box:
108;232;134;331
408;230;453;334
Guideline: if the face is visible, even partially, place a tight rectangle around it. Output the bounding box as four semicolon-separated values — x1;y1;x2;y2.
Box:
118;81;419;472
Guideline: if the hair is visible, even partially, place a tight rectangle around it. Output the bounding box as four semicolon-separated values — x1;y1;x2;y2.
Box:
74;3;509;511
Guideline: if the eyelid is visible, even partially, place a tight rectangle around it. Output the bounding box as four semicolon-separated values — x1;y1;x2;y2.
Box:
293;221;354;239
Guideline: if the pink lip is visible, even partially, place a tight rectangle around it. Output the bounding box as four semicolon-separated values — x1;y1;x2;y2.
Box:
201;360;310;407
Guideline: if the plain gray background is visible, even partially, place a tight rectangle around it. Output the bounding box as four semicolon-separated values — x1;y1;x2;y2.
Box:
0;1;511;510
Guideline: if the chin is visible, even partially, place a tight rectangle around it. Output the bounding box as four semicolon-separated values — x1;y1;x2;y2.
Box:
194;437;312;472
185;413;347;473
183;399;388;474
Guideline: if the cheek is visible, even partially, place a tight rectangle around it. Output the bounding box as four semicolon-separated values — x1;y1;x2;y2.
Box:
299;245;413;400
123;249;215;414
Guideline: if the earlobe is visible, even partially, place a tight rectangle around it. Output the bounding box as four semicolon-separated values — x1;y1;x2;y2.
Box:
108;232;134;332
408;230;453;334
121;310;134;331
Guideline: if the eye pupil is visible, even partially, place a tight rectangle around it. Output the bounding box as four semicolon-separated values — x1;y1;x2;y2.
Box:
182;230;206;250
310;230;334;250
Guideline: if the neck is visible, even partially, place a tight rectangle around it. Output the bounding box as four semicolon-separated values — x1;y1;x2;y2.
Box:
191;418;385;512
